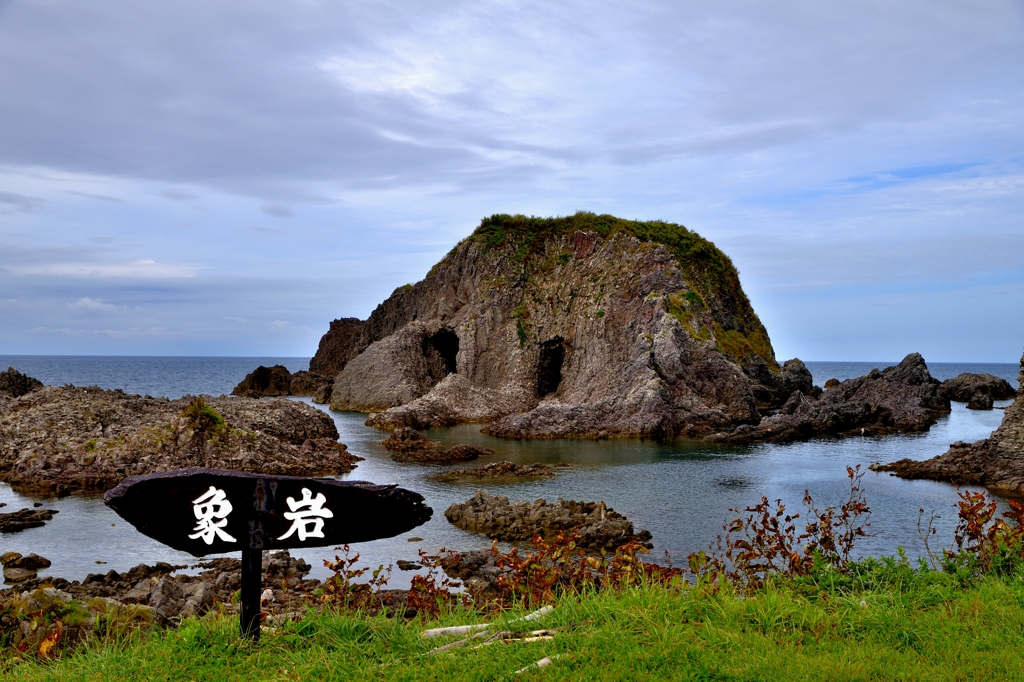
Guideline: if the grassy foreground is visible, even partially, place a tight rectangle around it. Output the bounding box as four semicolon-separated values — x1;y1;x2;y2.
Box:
6;570;1024;681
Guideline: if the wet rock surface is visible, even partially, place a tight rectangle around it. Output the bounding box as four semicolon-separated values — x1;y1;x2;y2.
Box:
380;427;494;464
445;489;653;550
0;386;361;493
875;351;1024;495
0;508;58;533
232;365;334;401
321;215;807;439
0;367;42;398
706;353;950;444
430;461;571;483
1;552;52;583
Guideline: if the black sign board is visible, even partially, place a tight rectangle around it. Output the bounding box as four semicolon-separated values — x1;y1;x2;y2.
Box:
104;468;432;639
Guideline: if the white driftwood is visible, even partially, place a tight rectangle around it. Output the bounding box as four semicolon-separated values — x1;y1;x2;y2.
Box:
421;605;554;639
513;654;564;674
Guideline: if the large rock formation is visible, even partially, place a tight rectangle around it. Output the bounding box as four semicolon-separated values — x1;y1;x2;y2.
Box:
320;213;815;439
309;317;366;376
0;385;360;493
875;351;1024;495
707;353;950;444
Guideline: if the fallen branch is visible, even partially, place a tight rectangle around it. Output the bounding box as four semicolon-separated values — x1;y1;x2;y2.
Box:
513;654;565;675
421;605;554;639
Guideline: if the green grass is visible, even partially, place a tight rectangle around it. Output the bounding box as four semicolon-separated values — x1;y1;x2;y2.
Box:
8;573;1024;681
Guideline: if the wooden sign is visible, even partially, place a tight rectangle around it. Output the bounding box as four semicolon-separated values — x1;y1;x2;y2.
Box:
104;468;433;639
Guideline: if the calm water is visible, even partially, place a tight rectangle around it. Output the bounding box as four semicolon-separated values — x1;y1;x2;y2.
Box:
0;356;1018;588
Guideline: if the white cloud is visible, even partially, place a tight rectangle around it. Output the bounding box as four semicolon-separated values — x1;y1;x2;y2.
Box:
69;297;118;313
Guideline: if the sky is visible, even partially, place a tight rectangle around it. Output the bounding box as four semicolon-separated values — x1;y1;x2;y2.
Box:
0;0;1022;363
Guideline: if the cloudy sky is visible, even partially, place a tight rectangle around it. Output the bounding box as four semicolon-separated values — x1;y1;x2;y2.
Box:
1;0;1022;362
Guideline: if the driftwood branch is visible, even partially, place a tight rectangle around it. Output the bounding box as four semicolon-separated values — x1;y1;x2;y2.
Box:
420;605;554;639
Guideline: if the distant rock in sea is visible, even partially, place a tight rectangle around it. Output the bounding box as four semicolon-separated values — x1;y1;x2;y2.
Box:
938;372;1015;410
231;364;333;402
875;349;1024;495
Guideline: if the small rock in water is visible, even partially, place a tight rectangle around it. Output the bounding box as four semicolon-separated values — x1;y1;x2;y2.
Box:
0;507;59;533
407;537;423;542
396;560;421;571
96;560;107;564
33;502;43;508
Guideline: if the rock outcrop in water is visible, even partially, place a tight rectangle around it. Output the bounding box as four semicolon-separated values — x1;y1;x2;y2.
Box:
231;364;333;401
380;427;494;464
0;508;59;534
315;213;816;439
706;353;950;444
0;386;360;494
430;461;571;483
875;351;1024;495
938;372;1015;410
445;489;653;550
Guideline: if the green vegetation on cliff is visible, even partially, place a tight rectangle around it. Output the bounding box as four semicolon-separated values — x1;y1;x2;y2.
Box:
472;211;777;369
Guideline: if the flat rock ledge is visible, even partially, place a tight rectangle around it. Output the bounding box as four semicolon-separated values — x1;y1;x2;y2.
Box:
706;353;950;444
430;461;572;483
874;350;1024;495
444;489;653;551
0;382;361;494
381;427;494;464
0;508;58;533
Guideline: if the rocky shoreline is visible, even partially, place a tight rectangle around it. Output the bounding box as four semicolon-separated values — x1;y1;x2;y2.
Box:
0;371;360;494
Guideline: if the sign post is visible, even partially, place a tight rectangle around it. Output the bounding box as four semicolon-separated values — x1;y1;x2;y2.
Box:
105;467;432;641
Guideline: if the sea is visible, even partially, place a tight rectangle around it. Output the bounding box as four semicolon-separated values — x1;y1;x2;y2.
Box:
0;355;1019;588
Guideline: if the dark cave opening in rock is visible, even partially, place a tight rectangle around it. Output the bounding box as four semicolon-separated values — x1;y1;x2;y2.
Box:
424;328;459;380
537;338;565;397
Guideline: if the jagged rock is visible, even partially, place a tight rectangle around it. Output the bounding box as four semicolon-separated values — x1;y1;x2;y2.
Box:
444;489;653;550
430;461;571;483
319;213;810;439
875;350;1024;495
939;373;1015;402
0;367;43;398
706;353;950;444
231;365;333;398
0;387;360;493
0;508;58;533
309;317;366;376
380;427;494;464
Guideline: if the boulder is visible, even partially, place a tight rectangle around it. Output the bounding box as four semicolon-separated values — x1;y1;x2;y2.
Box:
967;392;995;410
939;373;1015;402
0;367;42;398
707;353;950;444
0;389;360;493
444;489;652;550
875;349;1024;495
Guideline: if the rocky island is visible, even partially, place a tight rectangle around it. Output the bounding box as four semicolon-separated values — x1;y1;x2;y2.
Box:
234;213;964;446
874;350;1024;495
0;368;360;494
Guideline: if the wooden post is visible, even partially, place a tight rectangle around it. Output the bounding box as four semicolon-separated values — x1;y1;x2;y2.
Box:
240;546;262;641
